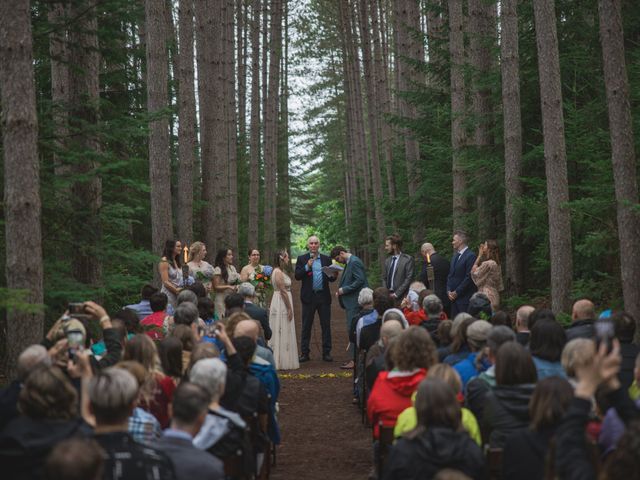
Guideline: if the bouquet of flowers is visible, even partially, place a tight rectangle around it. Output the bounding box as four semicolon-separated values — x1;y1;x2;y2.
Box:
249;265;273;306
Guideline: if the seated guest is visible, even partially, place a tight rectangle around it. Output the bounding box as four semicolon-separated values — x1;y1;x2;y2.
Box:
400;283;428;326
566;299;596;341
367;327;437;438
125;284;163;320
123;334;176;428
0;366;91;479
230;336;270;420
45;438;104;480
186;281;208;299
171;324;196;373
198;296;217;325
91;308;141;357
527;308;556;331
177;289;199;307
490;310;510;327
114;361;163;445
351;288;376;379
394;364;482;446
530;319;567;379
442;315;475;365
239;282;272;341
482;341;537;448
358;287;394;352
383;378;485;480
381;308;409;329
0;344;51;430
89;368;176;480
234;319;275;368
420;294;444;341
562;338;596;387
364;320;404;397
465;326;516;422
185;343;220;378
141;292;170;341
514;305;535;346
157;382;224;480
224;293;246;318
467;292;493;320
436;320;454;359
611;311;640;391
453;319;492;387
159;336;185;382
502;377;574;480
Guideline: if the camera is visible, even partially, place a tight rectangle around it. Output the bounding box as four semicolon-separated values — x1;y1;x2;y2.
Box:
68;302;90;320
66;330;85;361
595;318;614;354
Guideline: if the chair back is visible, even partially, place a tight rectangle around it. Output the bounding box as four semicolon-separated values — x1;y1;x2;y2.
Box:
487;447;503;480
377;422;395;477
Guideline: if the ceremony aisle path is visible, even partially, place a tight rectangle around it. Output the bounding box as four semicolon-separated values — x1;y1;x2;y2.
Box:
270;280;371;480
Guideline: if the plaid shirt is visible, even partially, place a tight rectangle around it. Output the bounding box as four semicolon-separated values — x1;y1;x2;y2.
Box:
129;406;162;445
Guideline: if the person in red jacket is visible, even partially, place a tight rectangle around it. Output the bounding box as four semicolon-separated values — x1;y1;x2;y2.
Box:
367;326;438;438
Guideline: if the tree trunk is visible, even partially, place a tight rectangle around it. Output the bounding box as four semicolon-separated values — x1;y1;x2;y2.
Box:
449;0;468;227
533;0;573;313
598;0;640;337
177;0;196;244
212;0;226;250
276;0;291;249
68;0;102;286
1;0;45;380
225;0;239;258
501;0;524;296
146;0;174;256
248;0;261;250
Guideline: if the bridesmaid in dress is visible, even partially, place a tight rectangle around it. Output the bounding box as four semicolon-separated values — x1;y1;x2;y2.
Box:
470;239;504;311
158;239;184;309
239;248;262;282
212;248;240;317
187;242;215;294
269;249;299;370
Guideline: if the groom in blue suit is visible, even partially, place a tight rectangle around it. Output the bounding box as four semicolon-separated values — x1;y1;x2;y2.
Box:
446;231;478;317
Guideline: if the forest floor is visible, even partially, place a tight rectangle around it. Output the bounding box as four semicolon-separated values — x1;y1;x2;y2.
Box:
270;281;372;480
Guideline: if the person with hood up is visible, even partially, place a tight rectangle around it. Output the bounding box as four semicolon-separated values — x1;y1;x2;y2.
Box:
367;326;437;438
482;341;538;448
382;378;486;480
453;320;492;388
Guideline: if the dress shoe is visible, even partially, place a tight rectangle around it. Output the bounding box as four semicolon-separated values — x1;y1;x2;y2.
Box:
323;354;333;362
299;355;310;363
340;360;355;369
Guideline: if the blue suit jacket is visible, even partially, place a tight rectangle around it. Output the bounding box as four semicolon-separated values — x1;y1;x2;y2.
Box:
338;255;368;311
446;248;478;308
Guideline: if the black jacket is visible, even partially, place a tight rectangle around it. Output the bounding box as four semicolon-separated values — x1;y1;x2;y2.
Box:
465;376;492;424
244;301;272;340
483;383;535;448
503;428;554;480
565;319;595;341
157;435;224;480
383;427;486;480
294;253;335;304
418;252;450;309
619;341;640;391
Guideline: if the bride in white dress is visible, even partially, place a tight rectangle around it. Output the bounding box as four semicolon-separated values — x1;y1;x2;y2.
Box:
269;249;300;370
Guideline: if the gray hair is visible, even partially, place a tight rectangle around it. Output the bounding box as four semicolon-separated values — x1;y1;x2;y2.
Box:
177;289;198;306
451;312;473;337
88;368;138;424
382;308;409;329
420;243;434;254
174;302;199;326
486;326;516;353
238;282;256;298
17;344;51;381
423;294;443;316
190;358;227;401
358;288;374;306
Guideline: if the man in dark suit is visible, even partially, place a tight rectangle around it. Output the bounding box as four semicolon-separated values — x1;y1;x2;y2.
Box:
382;234;414;302
294;235;336;362
330;245;368;368
446;230;478;317
238;282;272;341
418;242;451;316
157;382;224;480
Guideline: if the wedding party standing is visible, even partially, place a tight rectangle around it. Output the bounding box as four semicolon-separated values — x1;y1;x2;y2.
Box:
269;250;299;370
446;231;478;317
382;234;414;302
418;242;451;316
471;240;504;311
239;248;269;308
159;239;185;308
187;242;215;293
239;249;262;282
212;249;240;317
295;235;336;362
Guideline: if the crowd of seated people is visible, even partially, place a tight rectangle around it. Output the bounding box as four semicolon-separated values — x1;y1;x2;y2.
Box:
354;288;640;480
0;283;281;480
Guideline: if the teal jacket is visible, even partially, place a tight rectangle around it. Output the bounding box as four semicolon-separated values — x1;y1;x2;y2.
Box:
339;254;368;310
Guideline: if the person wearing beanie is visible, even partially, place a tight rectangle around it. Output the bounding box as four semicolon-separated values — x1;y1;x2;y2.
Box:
453;320;493;387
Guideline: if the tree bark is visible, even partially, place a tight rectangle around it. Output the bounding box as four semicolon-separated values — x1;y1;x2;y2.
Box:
225;0;239;258
276;0;291;249
177;0;196;244
533;0;573;313
598;0;640;337
1;0;45;379
449;0;468;227
501;0;524;295
248;0;261;250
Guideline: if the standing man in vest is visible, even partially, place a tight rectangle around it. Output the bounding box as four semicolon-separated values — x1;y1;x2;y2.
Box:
382;234;414;303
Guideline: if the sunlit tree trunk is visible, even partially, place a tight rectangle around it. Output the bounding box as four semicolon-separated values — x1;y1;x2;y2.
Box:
248;0;261;250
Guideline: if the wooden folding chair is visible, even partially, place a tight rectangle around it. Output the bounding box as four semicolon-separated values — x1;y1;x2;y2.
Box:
486;447;503;480
377;422;395;477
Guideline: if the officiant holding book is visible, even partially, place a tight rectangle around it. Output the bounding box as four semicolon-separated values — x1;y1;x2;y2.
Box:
331;246;368;368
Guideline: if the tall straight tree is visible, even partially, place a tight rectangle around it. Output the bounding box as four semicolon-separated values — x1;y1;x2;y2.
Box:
276;0;291;249
533;0;573;313
598;0;640;333
501;0;524;295
248;0;261;250
68;0;102;286
48;2;69;178
449;0;468;226
225;0;239;258
1;0;44;379
177;0;196;244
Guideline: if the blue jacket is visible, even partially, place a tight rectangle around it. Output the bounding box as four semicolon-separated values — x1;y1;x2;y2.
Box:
250;360;281;444
454;352;491;388
446;249;478;308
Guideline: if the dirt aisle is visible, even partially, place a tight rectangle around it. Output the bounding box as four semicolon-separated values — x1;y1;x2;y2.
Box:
270;280;372;480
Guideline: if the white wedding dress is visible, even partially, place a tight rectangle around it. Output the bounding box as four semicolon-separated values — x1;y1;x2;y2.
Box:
269;269;300;370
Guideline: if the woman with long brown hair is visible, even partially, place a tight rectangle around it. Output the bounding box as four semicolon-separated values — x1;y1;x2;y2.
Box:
471;239;504;310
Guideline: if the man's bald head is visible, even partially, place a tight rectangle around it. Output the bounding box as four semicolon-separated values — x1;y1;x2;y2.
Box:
233;319;260;341
307;235;320;254
572;299;595;322
516;305;535;331
380;319;403;347
420;243;435;255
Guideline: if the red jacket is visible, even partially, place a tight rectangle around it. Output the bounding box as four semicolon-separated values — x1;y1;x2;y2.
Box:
403;308;427;326
367;368;427;438
141;311;166;341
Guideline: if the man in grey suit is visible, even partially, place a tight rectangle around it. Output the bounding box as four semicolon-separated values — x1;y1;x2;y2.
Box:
157;382;224;480
331;245;368;368
382;234;414;303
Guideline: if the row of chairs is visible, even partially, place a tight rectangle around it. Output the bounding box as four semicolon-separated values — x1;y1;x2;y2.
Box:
223;411;276;480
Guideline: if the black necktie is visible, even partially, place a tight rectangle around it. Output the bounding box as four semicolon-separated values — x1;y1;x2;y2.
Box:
387;256;397;288
453;252;461;268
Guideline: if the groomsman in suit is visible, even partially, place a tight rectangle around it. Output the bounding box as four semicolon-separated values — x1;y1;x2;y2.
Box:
418;243;451;316
330;246;368;369
382;234;414;303
446;231;478;317
294;235;336;362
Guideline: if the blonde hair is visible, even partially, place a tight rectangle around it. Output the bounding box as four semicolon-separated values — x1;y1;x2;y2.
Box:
427;363;463;394
561;338;595;377
189;241;205;262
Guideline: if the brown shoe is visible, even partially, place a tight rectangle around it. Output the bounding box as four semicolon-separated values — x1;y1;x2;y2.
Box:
340;360;355;369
